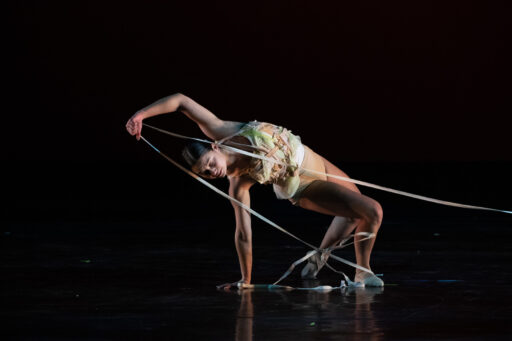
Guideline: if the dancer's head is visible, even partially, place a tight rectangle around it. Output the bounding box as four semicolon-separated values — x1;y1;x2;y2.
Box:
182;142;228;179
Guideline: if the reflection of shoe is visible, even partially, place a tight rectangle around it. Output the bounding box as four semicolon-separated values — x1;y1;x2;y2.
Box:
354;272;384;287
301;252;326;279
344;285;384;296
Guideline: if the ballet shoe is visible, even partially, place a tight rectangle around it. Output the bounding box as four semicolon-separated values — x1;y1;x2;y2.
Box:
301;252;327;279
354;271;384;287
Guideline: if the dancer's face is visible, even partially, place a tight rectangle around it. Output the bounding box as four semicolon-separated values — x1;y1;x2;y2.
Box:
192;146;228;179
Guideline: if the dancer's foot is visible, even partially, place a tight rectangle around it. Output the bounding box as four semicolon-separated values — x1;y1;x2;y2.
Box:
354;270;384;287
300;252;327;279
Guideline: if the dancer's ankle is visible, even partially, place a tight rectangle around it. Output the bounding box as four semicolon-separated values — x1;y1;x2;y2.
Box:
355;266;372;276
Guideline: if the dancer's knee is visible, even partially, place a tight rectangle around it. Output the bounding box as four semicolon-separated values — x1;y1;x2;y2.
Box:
344;216;359;226
365;200;383;230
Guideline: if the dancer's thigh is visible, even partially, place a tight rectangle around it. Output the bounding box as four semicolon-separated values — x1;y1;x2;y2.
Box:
319;155;360;193
296;179;379;221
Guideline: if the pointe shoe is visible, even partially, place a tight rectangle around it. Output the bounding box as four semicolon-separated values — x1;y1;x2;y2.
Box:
301;252;326;279
354;271;384;287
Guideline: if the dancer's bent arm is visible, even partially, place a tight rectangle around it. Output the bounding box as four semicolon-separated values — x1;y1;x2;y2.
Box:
126;93;243;141
219;175;255;289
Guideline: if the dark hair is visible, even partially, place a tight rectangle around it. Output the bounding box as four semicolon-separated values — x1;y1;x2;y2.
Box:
182;142;212;167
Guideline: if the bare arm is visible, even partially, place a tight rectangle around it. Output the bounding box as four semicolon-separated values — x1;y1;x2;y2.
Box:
126;93;243;141
226;175;256;288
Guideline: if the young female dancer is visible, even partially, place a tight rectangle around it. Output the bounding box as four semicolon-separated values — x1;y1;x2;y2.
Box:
126;93;384;289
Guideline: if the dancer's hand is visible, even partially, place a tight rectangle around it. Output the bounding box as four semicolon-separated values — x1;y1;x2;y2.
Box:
216;279;251;291
125;111;145;140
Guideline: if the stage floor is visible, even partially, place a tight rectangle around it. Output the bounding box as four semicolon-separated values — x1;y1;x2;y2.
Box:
2;219;512;340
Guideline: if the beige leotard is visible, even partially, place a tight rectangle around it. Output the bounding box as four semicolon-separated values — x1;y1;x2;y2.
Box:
220;121;327;203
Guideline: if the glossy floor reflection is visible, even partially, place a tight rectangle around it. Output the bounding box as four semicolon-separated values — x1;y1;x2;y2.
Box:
229;285;385;341
2;219;512;340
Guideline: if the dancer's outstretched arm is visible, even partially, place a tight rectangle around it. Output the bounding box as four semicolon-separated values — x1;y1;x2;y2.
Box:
126;93;243;141
217;175;255;290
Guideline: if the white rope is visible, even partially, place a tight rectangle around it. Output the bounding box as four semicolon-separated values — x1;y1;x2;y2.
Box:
139;135;375;286
136;123;511;289
143;123;512;215
272;232;375;286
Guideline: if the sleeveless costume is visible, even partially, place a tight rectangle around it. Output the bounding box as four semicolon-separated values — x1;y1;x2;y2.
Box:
219;121;327;204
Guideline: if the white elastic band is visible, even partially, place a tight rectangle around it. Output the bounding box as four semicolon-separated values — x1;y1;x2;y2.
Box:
140;135;374;286
137;124;510;287
142;123;511;215
272;232;375;285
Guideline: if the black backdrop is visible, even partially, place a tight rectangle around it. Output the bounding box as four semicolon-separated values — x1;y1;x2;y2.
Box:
5;1;511;223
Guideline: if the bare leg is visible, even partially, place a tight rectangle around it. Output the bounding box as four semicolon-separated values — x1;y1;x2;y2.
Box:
353;219;378;273
319;216;360;249
301;216;360;279
297;181;383;271
295;150;384;284
317;155;383;277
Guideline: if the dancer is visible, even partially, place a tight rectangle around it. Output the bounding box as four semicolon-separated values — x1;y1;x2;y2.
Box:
126;93;384;289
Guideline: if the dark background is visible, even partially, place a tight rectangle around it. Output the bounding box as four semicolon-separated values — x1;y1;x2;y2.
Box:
3;2;512;339
5;0;511;222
